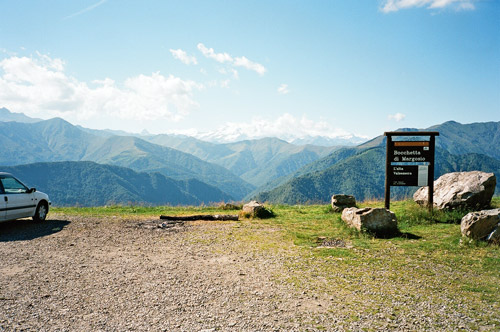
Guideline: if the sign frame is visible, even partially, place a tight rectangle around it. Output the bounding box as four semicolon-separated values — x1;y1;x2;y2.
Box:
384;131;439;211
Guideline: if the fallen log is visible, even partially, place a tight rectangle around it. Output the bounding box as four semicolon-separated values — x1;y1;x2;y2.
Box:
159;214;239;221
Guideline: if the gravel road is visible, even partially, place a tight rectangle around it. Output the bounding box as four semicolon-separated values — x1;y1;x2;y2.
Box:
0;214;497;331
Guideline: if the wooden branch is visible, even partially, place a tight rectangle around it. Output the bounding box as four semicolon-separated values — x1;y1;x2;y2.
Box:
159;214;239;221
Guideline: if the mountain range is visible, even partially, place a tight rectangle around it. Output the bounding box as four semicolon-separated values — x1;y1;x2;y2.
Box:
255;121;500;204
0;116;254;200
1;108;499;206
144;135;339;187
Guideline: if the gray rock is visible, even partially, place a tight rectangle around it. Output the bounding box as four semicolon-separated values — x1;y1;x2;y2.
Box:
413;171;496;210
341;207;397;234
461;209;500;242
331;194;356;212
242;201;274;219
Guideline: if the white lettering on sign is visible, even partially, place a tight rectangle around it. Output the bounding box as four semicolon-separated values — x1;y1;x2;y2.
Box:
394;150;421;156
402;156;426;162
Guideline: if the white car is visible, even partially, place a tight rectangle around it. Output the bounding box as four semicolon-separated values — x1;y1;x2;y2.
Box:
0;172;51;222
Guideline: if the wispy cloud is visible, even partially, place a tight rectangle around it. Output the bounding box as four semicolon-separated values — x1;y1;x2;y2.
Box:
381;0;476;12
63;0;108;20
170;49;198;65
0;54;202;122
277;84;290;95
388;113;406;122
197;43;266;76
197;43;233;63
233;56;266;76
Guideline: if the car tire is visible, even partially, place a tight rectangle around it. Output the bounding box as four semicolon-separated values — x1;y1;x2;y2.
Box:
33;202;48;222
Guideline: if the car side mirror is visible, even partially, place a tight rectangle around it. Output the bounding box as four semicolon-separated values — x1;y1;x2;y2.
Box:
27;188;36;193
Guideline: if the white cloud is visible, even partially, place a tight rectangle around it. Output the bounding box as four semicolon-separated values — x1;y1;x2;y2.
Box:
277;84;290;95
184;113;356;143
233;56;266;76
197;43;266;76
170;49;197;65
0;54;201;122
388;112;406;121
197;43;233;63
381;0;476;12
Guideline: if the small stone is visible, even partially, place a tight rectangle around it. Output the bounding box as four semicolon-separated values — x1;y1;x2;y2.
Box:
331;194;356;212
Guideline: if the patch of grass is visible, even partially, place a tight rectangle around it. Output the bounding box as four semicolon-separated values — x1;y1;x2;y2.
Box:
491;196;500;208
315;248;356;258
52;205;232;217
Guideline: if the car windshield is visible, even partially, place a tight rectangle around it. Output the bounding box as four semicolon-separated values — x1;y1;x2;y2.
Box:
0;176;28;194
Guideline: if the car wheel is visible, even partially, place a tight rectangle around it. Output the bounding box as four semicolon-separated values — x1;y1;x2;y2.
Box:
33;202;48;222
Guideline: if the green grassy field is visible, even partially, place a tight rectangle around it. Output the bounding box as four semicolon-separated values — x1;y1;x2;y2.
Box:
52;198;500;329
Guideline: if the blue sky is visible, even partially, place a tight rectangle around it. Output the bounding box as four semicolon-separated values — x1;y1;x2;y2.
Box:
0;0;498;140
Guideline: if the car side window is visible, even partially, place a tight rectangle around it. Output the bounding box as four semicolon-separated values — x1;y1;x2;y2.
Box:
0;177;28;194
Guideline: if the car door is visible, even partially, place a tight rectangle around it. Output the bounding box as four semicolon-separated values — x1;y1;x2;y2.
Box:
0;182;6;221
0;176;36;220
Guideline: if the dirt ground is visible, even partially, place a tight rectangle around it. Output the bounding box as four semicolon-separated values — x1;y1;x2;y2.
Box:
0;214;496;331
0;215;334;332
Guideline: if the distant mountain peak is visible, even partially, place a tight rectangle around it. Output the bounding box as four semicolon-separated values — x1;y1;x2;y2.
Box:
0;107;43;123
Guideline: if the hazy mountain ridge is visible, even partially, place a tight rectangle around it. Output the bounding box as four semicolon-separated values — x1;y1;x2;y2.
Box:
357;121;500;160
0;113;254;200
81;135;255;200
0;118;104;164
0;107;42;123
145;135;339;187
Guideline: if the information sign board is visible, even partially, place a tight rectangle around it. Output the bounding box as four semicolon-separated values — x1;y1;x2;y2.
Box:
384;132;439;211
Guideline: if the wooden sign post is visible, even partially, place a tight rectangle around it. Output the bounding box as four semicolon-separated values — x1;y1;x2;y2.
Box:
384;131;439;211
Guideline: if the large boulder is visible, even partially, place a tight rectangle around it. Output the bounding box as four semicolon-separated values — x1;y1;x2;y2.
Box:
341;207;397;234
241;201;274;219
331;194;356;212
461;209;500;243
413;171;496;210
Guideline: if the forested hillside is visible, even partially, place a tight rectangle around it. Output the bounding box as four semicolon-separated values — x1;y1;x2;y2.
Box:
255;147;500;204
1;161;232;206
